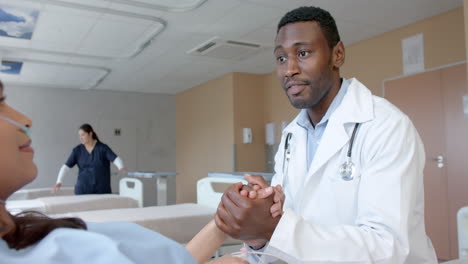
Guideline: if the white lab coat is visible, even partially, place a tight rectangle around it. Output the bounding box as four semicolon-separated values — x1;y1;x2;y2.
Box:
264;78;437;263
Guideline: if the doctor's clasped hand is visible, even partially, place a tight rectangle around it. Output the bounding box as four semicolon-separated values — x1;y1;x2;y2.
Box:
215;174;284;250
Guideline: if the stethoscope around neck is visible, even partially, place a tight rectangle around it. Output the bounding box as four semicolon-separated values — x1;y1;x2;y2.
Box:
282;123;360;181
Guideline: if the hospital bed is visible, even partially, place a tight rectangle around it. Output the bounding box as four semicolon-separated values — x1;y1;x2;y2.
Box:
6;178;142;215
197;176;247;209
8;187;75;201
51;177;245;246
6;194;139;215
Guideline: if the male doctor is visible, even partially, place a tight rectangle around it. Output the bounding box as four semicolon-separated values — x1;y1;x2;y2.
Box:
215;6;438;263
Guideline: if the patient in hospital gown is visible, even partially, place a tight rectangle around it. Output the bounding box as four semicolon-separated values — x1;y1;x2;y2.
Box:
0;221;196;264
0;80;250;264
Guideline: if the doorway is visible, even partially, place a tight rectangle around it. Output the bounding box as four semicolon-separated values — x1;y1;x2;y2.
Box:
384;62;467;260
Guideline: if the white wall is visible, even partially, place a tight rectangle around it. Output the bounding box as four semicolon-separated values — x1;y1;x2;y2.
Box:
5;85;176;204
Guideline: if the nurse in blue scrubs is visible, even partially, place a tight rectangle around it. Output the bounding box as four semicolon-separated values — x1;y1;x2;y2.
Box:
53;124;126;194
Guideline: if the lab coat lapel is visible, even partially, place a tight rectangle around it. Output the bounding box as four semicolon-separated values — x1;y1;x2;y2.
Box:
307;78;374;178
307;117;348;177
284;123;308;206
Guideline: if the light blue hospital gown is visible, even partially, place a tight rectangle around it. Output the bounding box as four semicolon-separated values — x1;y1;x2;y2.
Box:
0;222;197;264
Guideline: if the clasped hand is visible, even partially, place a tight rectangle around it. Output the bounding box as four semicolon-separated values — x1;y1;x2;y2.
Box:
215;174;284;249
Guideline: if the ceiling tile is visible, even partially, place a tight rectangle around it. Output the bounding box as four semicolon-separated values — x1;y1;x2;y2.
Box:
32;11;97;47
77;20;158;55
203;2;285;39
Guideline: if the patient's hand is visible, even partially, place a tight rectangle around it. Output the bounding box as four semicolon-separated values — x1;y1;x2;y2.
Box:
240;174;285;218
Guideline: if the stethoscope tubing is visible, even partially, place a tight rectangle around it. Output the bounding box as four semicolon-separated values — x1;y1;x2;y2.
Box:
347;123;360;158
282;123;360;181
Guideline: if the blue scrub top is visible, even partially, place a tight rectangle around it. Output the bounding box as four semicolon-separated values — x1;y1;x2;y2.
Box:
0;222;197;264
65;141;117;194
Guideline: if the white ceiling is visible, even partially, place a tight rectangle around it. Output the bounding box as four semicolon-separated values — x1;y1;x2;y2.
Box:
0;0;464;94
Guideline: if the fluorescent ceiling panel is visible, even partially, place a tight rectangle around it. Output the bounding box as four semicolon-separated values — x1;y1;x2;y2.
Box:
0;59;109;89
0;0;166;60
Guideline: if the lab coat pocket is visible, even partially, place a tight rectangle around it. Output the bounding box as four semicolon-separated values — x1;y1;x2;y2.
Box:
327;164;362;222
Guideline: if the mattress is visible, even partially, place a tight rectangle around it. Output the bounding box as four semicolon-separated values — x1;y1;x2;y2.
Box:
61;203;241;245
6;194;138;215
8;187;75;200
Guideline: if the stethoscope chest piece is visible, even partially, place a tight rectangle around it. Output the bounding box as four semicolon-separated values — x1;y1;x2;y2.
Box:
338;123;360;181
339;157;355;181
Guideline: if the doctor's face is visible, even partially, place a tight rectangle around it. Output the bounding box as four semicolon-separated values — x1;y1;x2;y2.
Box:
0;85;37;199
274;21;341;109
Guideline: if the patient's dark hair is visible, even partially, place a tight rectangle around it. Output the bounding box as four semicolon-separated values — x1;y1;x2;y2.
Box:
277;6;341;49
3;211;87;250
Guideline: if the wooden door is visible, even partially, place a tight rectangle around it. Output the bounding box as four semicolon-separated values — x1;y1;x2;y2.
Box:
384;70;451;260
384;63;468;260
441;64;468;258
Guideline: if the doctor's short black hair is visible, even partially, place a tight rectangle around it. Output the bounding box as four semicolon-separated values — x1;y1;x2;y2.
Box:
277;6;341;49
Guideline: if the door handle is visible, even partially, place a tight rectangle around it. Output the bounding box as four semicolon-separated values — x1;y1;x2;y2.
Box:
432;155;444;168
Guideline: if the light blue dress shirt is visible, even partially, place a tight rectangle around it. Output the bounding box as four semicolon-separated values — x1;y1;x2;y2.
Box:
296;78;350;169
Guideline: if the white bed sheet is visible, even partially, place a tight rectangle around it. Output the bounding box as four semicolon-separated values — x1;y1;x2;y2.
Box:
8;187;75;200
6;194;138;215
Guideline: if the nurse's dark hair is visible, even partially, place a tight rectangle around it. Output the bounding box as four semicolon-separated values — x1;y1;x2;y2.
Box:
3;211;87;250
79;123;100;141
277;6;341;49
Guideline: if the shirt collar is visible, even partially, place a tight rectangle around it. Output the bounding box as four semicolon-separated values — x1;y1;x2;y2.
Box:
296;78;350;129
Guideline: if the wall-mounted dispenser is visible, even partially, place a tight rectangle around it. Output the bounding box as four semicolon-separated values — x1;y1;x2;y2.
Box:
265;123;275;145
243;128;252;144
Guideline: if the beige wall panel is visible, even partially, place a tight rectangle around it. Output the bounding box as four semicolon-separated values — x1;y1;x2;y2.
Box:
233;73;266;171
341;8;466;96
176;74;234;203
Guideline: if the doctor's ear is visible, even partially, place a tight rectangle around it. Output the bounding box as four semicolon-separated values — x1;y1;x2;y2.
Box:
332;41;345;69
